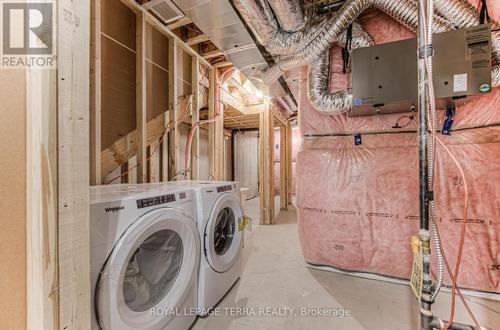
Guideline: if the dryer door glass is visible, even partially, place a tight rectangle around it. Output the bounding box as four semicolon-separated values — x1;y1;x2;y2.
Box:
214;207;236;255
205;194;243;273
123;229;183;312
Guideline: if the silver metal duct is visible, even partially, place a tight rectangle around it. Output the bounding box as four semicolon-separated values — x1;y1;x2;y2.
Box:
307;22;375;113
233;0;332;55
232;0;279;46
493;66;500;87
173;0;299;112
268;0;306;32
261;0;455;84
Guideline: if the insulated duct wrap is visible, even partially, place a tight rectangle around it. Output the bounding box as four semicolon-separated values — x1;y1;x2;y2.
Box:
299;10;500;136
266;17;333;55
261;0;454;84
233;0;331;55
434;0;499;29
232;0;279;45
307;22;375;113
268;0;306;32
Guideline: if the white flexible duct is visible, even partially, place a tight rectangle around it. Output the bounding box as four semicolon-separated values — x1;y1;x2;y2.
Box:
308;22;375;113
260;0;455;84
268;0;306;32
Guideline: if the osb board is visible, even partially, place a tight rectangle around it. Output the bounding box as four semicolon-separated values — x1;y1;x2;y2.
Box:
146;25;169;121
102;0;136;50
0;70;26;329
101;37;136;149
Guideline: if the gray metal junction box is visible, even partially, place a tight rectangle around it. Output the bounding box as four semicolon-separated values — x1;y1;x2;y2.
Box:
350;24;492;117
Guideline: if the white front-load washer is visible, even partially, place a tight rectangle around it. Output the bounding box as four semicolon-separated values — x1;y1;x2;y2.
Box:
90;184;200;330
166;181;245;315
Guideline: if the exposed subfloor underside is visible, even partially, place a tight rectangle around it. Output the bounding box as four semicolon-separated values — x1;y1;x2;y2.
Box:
191;197;500;330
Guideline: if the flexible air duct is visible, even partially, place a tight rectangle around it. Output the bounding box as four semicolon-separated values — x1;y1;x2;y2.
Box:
260;0;455;84
233;0;330;55
268;0;306;32
308;22;375;113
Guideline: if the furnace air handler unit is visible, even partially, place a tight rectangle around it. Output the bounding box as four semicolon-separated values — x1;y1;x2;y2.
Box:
350;24;492;117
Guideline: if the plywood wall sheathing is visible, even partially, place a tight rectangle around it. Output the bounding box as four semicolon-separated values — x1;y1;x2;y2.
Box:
58;0;91;328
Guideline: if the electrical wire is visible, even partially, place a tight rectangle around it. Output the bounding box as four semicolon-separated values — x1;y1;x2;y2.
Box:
376;108;416;129
183;67;236;179
432;214;482;328
104;96;192;184
418;3;477;328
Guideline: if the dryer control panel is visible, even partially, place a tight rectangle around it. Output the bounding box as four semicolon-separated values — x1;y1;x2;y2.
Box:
136;193;176;209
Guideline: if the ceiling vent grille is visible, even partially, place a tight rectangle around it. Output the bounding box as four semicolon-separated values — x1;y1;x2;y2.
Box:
143;0;184;24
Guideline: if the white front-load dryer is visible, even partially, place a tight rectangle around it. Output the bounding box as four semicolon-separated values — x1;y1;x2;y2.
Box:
166;181;245;315
90;184;200;330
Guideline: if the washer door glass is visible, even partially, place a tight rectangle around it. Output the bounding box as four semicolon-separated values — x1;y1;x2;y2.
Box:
204;194;243;273
96;208;199;330
123;229;183;312
213;207;235;256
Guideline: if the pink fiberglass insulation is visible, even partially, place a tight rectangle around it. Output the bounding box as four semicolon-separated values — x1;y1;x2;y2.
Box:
296;127;500;293
299;7;500;137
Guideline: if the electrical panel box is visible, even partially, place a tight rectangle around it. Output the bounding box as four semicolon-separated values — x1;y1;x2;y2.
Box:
350;24;492;117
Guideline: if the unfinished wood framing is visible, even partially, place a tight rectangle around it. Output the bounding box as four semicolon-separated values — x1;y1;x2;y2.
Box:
259;103;275;225
187;34;210;46
58;0;91;328
167;16;192;30
203;49;224;59
26;58;58;330
90;0;102;185
168;38;179;179
286;122;293;204
119;0;212;67
208;68;216;180
136;12;148;183
191;57;200;180
280;124;288;210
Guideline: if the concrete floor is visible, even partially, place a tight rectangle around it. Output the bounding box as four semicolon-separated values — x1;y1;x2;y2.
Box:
191;197;500;330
